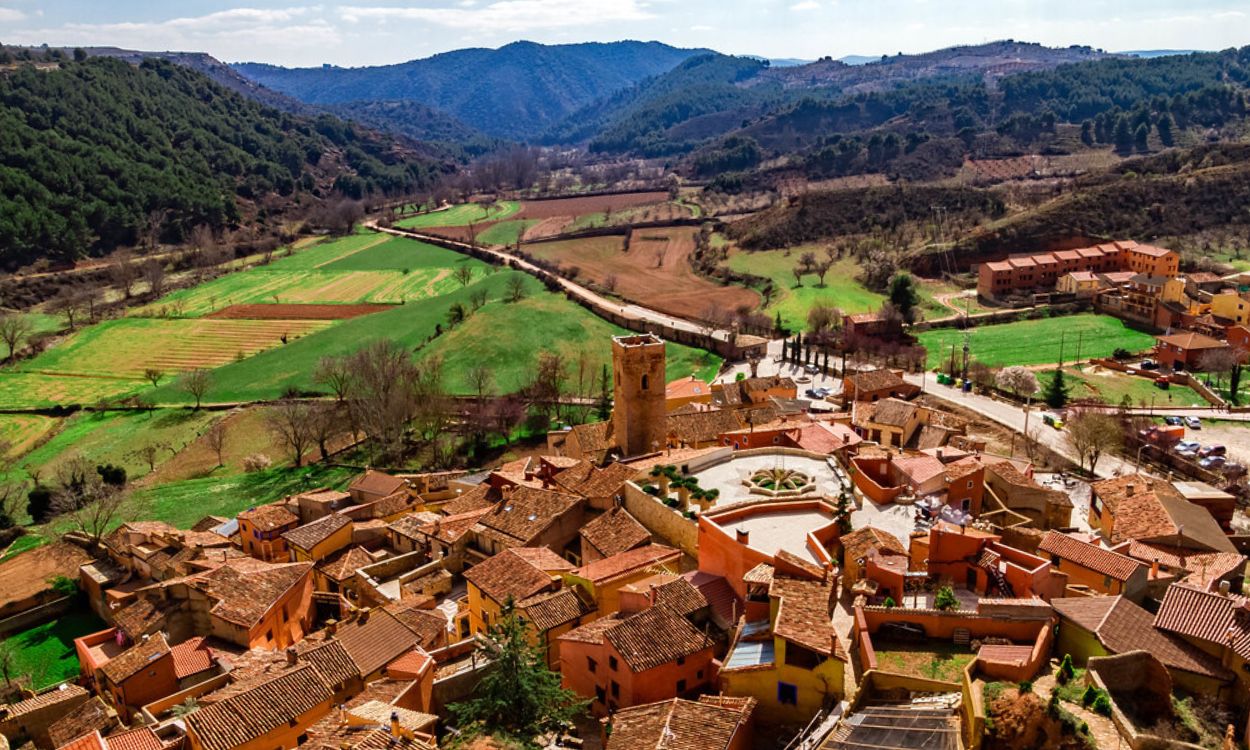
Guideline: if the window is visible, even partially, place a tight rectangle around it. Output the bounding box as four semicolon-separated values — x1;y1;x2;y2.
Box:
609;656;618;671
595;686;606;704
641;374;649;391
966;480;973;489
611;681;620;698
587;657;597;673
676;679;687;693
778;682;798;706
676;656;685;666
1103;575;1113;588
697;669;704;679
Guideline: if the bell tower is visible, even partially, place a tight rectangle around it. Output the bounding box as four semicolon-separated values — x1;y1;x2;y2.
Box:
611;334;667;458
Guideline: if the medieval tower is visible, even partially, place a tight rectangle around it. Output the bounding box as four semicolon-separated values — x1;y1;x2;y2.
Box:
611;334;667;458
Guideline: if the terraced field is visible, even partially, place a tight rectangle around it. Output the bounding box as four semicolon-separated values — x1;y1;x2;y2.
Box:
0;414;59;455
0;373;136;409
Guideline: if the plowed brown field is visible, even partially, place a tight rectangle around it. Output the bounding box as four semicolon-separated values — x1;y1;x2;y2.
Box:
418;191;677;243
207;303;394;320
527;227;759;320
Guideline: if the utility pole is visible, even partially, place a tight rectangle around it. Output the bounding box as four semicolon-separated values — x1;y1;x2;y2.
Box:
961;329;972;382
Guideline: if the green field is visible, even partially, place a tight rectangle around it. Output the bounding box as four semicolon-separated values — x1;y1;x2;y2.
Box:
727;248;885;331
8;610;106;690
395;201;519;229
477;219;538;247
1;313;64;359
147;271;720;404
919;314;1157;368
133;234;484;317
1038;368;1207;407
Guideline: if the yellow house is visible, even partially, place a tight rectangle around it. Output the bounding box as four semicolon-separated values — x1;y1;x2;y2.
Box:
1154;584;1250;706
1160;276;1187;305
851;398;929;449
463;547;574;636
1057;271;1101;297
1212;291;1250;326
561;544;682;616
282;513;353;564
184;665;333;750
719;572;846;725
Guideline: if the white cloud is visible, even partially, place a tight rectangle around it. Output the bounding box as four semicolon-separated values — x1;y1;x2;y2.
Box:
690;24;713;31
337;0;654;30
0;7;26;22
790;1;819;10
4;7;341;63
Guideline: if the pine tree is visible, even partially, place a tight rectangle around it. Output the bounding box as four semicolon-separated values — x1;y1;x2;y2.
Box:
1156;113;1175;147
1044;367;1070;409
1134;123;1150;152
448;600;588;739
1113;117;1133;153
1080;120;1094;146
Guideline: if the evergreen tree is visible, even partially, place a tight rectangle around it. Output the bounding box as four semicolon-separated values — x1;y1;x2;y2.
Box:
1134;123;1150;152
596;364;611;421
1156;113;1175;146
1044;368;1070;409
448;600;587;740
1113;116;1133;153
888;271;919;324
1080;120;1094;146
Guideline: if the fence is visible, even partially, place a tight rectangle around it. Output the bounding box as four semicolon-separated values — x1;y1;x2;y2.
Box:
0;595;75;637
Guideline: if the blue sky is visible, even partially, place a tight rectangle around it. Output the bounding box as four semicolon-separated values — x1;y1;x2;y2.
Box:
0;1;1246;67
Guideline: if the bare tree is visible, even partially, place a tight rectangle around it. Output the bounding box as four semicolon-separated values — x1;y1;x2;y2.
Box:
110;250;138;299
467;364;495;404
204;421;228;468
266;399;316;467
344;340;422;461
48;292;84;331
140;209;166;253
807;303;841;335
51;457;142;552
813;260;833;287
313;355;353;402
603;273;618;293
142;259;166;297
996;366;1040;399
0;313;33;363
309;402;340;462
177;368;213;409
506;274;527;303
454;264;474;287
0;638;19;690
1065;409;1123;475
130;441;169;473
144;368;164;388
491;395;527;445
469;287;489;311
527;350;567;422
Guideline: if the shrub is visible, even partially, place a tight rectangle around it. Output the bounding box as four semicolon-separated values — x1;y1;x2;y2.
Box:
934;585;958;611
242;453;272;472
1018;680;1033;694
642;485;659;496
1081;686;1098;706
96;463;127;486
1091;694;1112;717
1056;653;1075;684
883;596;896;608
27;485;54;523
48;575;78;597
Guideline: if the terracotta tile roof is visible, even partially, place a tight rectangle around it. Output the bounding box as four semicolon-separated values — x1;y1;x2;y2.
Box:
666;408;745;445
471;486;582;548
558;613;623;645
237;503;298;532
58;732;106;750
48;698;117;748
622;574;708;617
743;563;775;585
317;547;374;583
841;527;907;565
1134;243;1174;258
1119;541;1245;590
580;507;651;558
350;470;407;497
300;640;359;688
1;685;89;719
556;461;638;499
1154;584;1250;661
99;633;169;684
170;636;214;679
439;483;495;516
606;696;755;750
666;376;711;400
1039;531;1147;582
191;559;313;628
383;602;449;650
384;649;433;679
683;571;740;625
332;609;423;678
102;727;162;750
1155;331;1228;350
418;507;491;544
571;544;681;584
891;455;946;488
847;369;909;394
518;587;592;631
339;729;434;750
1053;596;1231;679
347;701;437;734
282;513;351;553
769;575;845;660
569;420;615;454
186;665;332;750
112;597;164;641
463;548;565;603
599;606;711;672
366;491;411;519
786;422;861;454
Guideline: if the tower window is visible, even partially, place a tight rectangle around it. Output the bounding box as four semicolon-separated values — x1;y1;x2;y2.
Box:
641;374;649;391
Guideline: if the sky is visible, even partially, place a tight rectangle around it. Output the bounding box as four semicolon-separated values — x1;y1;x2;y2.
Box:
0;1;1246;68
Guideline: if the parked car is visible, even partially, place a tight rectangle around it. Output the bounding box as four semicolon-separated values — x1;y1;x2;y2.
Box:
1184;416;1202;429
1154;376;1170;390
1140;359;1159;370
805;389;820;399
1176;440;1200;453
804;364;820;374
1199;445;1227;458
1164;416;1183;427
1200;456;1227;469
1043;413;1064;429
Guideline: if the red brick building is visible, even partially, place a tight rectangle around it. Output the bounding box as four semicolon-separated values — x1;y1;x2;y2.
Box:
1153;331;1230;371
977;241;1178;300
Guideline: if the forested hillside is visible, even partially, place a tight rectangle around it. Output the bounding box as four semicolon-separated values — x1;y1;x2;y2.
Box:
0;52;444;269
234;41;708;140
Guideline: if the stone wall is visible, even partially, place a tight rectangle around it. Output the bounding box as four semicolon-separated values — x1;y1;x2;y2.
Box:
622;482;698;556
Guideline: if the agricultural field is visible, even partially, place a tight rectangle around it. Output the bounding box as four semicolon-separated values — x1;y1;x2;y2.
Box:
0;414;60;456
395;201;519;229
6;610;106;690
915;278;989;321
413;193;680;243
477;219;539;247
0;313;63;359
726;247;885;331
0;372;141;410
919;314;1157;368
133;234;485;318
525;228;759;319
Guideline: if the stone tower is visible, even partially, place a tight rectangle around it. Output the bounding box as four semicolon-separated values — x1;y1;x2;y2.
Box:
611;334;667;458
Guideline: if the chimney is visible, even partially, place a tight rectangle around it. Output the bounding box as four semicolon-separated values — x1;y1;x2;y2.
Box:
325;619;338;638
1220;580;1232;596
736;528;750;545
1126;483;1135;497
937;448;944;461
390;711;401;738
1151;560;1160;578
358;607;371;624
285;647;298;666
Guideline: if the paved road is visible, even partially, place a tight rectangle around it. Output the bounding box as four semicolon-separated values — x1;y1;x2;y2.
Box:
367;221;734;344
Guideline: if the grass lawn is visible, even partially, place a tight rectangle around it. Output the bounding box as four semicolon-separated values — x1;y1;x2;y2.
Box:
919;314;1157;368
8;610;106;690
2;313;64;358
915;278;988;321
147;272;721;404
395;201;519;229
727;248;885;331
1041;368;1208;407
477;219;538;247
873;640;977;682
